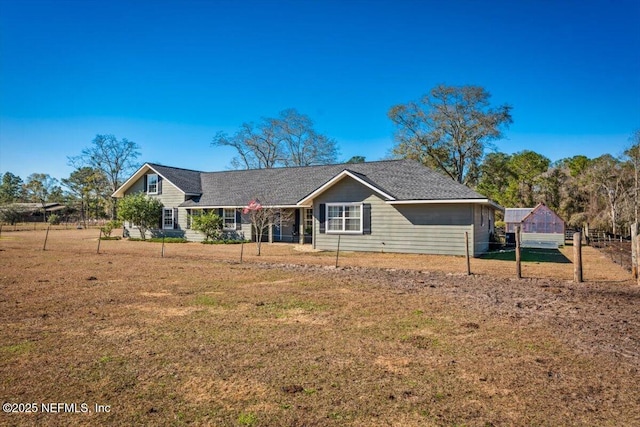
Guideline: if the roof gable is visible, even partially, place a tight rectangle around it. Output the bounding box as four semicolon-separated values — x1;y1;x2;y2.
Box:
112;163;203;198
521;203;565;224
505;203;565;224
297;169;396;206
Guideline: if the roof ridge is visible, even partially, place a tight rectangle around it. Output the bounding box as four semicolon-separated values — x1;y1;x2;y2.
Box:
197;158;412;175
147;162;205;174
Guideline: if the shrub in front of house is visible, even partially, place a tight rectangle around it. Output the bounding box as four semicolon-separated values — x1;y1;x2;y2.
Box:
127;237;188;243
100;220;122;237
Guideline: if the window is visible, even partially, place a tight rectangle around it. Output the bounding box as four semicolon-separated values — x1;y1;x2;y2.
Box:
163;208;174;229
304;208;313;234
223;208;236;230
186;209;202;229
147;174;158;194
326;203;362;233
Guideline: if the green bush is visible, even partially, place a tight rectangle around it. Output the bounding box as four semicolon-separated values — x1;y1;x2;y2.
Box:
48;213;61;225
128;237;187;243
117;194;163;240
99;236;122;241
201;239;250;245
191;211;223;242
100;220;122;237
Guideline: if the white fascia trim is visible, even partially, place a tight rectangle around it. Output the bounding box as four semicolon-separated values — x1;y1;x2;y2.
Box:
297;170;395;206
188;205;300;209
111;164;186;197
388;199;504;210
112;163;152;198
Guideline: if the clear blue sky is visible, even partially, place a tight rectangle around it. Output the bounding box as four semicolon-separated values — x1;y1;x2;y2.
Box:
1;0;638;182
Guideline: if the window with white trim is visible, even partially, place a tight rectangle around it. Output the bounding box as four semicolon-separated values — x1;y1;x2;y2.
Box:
163;208;174;229
326;203;362;233
147;174;158;194
304;208;313;234
223;208;236;230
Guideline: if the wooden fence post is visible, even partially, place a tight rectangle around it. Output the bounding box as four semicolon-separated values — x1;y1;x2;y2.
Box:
637;236;640;286
632;223;638;279
335;235;341;268
464;232;471;275
240;241;244;264
574;231;583;283
161;232;166;258
43;224;51;251
515;225;522;279
96;229;102;254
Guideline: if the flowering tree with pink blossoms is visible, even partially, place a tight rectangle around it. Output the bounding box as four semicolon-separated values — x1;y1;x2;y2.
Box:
243;199;293;255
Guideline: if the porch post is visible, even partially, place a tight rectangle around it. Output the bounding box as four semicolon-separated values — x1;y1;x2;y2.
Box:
299;208;305;244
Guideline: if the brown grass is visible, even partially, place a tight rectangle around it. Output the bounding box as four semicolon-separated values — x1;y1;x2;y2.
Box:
0;229;638;426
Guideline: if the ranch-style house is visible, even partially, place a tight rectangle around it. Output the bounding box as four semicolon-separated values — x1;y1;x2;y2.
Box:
112;159;503;256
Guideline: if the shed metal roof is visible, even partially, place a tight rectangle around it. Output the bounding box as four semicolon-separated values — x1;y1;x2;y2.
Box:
504;208;534;224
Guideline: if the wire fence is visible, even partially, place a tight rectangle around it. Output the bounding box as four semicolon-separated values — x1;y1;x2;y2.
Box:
588;230;633;272
0;221;105;232
0;227;632;282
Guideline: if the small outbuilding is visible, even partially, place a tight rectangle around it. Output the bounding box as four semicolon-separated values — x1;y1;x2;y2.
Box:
504;203;565;248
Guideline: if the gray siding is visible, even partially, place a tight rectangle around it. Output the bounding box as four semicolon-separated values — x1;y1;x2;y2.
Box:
312;177;481;256
123;173;188;239
473;205;493;255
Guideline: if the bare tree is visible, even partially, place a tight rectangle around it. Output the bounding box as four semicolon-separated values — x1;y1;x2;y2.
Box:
212;123;281;169
275;109;339;166
243;199;293;255
213;109;338;169
623;129;640;224
69;134;140;218
587;155;629;235
389;84;512;185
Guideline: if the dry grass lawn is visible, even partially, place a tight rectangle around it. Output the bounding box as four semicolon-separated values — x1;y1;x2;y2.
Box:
0;229;638;426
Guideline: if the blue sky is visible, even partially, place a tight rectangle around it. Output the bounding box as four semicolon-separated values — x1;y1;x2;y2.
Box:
1;0;639;182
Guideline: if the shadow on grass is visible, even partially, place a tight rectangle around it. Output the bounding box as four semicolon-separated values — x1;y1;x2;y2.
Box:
481;248;571;264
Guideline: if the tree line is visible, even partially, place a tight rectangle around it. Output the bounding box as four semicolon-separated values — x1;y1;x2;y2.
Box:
1;88;638;236
0;134;140;225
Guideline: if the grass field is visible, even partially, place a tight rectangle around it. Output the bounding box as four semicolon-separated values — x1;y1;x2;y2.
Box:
0;229;638;426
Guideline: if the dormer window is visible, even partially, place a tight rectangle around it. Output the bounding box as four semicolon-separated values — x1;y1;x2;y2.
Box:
147;174;158;194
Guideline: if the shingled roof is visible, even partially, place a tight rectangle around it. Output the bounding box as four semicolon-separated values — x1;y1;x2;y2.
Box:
142;159;490;208
147;163;202;195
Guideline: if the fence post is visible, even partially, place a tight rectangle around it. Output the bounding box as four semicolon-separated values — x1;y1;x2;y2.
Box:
240;241;244;264
637;236;640;286
574;231;583;283
335;235;341;268
632;224;638;279
43;224;51;251
464;232;471;275
515;225;522;279
161;232;166;258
